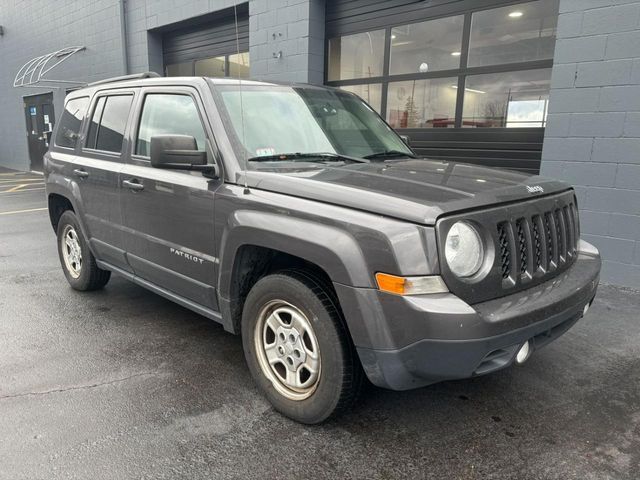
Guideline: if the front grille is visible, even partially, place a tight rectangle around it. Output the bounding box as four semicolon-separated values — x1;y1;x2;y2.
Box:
532;215;542;270
497;199;579;284
544;212;554;265
497;223;510;279
437;190;581;305
515;219;528;274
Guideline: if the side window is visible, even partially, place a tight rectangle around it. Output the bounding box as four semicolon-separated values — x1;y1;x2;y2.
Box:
85;95;133;153
136;94;207;157
54;97;90;148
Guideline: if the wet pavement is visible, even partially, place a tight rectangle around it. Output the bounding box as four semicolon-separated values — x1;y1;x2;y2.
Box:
1;169;639;479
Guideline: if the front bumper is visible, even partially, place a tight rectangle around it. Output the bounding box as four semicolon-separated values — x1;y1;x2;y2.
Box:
334;241;600;390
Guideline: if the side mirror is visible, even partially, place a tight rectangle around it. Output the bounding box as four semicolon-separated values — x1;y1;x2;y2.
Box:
400;135;411;147
150;135;216;175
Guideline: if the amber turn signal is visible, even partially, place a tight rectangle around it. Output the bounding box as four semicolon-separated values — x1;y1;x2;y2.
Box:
375;273;448;296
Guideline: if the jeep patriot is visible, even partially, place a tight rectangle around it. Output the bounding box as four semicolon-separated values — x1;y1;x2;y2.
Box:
44;73;601;424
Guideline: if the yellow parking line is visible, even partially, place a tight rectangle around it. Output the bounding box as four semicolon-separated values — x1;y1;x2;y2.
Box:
0;184;44;191
5;184;28;192
0;207;47;216
0;187;46;194
0;178;43;184
0;183;44;190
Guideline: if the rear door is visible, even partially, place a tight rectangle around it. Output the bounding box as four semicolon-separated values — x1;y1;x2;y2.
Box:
24;92;55;172
75;90;137;271
120;86;222;310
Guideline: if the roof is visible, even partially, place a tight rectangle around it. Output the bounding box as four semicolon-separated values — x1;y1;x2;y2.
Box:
66;73;332;100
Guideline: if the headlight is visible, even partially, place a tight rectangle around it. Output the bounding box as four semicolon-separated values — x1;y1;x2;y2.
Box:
445;221;484;278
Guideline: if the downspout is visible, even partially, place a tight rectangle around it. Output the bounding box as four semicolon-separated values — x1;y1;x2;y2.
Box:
118;0;129;75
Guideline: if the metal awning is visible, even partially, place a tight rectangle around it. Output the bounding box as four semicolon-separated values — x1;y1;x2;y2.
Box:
14;46;86;88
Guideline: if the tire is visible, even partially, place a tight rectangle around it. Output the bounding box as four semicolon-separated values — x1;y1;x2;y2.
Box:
56;210;110;291
241;269;364;424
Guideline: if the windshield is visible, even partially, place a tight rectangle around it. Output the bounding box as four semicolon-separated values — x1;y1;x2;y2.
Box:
216;85;414;163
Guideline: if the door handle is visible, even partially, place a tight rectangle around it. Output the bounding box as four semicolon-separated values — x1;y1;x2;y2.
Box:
122;179;144;191
73;168;89;178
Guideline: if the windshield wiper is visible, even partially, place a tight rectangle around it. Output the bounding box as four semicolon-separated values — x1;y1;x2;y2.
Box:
247;152;368;163
362;150;416;160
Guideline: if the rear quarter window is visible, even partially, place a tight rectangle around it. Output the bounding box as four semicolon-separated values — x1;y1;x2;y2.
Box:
54;97;90;149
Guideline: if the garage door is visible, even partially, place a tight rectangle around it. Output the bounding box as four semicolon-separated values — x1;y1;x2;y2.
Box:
326;0;558;174
163;4;249;78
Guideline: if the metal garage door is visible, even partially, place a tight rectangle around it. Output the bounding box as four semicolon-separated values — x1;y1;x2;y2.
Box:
326;0;557;174
162;3;249;77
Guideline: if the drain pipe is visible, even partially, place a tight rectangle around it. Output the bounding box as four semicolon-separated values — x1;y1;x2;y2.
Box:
118;0;129;75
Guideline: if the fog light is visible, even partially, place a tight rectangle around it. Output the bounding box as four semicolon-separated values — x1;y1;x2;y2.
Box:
515;340;532;365
583;303;590;316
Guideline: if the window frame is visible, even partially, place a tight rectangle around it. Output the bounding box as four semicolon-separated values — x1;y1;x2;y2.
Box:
129;86;213;166
82;90;136;159
325;0;556;129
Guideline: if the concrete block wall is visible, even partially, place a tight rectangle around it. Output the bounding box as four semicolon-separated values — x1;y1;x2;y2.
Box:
249;0;325;84
0;0;325;172
541;0;640;288
0;0;127;172
124;0;246;74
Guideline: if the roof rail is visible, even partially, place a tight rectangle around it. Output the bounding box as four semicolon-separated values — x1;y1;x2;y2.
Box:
87;72;161;87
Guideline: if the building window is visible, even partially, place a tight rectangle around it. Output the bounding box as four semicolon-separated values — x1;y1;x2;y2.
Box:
194;57;226;77
389;16;464;75
228;52;250;78
339;84;382;113
166;52;250;78
468;0;558;67
462;69;551;128
387;78;457;128
165;62;192;76
325;0;558;130
327;30;385;81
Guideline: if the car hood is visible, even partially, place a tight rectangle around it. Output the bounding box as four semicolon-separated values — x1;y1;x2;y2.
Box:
240;158;572;225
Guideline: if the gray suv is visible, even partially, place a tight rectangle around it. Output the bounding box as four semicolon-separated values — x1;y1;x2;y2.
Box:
44;73;601;424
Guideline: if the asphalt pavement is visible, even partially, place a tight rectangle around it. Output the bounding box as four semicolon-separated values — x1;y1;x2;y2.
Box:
1;168;639;480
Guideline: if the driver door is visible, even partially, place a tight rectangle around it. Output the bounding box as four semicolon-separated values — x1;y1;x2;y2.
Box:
120;86;222;310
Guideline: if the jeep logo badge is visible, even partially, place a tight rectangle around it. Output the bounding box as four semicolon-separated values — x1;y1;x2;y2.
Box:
526;185;544;194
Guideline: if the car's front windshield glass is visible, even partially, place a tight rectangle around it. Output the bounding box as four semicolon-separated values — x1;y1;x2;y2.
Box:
216;84;413;164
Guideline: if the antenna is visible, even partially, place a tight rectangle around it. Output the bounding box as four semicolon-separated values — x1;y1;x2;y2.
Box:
233;4;249;192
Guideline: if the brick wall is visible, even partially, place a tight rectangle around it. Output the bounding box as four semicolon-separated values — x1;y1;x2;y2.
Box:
541;0;640;288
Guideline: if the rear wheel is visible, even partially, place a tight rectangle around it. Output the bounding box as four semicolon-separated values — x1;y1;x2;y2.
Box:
241;270;363;424
56;210;110;291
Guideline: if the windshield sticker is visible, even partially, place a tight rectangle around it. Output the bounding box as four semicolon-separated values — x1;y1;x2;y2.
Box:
256;147;276;157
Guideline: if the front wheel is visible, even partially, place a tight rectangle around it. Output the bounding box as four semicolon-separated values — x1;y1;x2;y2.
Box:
241;270;364;424
56;210;111;291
